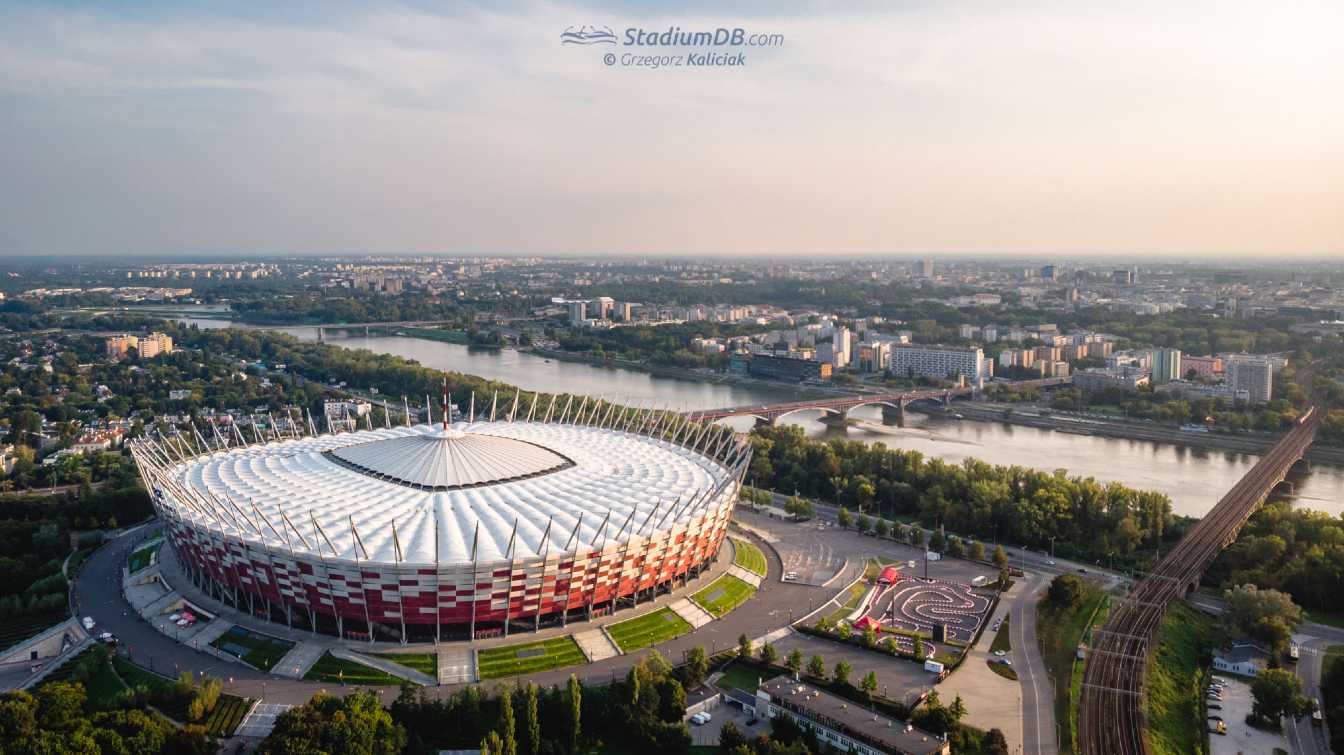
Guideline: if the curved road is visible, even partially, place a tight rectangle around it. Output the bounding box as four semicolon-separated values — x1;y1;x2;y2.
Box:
72;522;831;704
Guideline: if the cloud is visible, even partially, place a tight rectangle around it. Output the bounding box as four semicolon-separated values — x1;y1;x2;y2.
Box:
0;1;1341;256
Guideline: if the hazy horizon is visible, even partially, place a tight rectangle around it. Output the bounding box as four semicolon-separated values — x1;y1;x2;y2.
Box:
2;1;1342;259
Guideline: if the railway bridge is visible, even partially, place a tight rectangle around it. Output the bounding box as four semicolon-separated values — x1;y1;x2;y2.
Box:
1078;406;1322;755
691;376;1071;426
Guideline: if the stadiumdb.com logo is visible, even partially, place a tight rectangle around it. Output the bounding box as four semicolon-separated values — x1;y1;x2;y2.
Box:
560;25;616;45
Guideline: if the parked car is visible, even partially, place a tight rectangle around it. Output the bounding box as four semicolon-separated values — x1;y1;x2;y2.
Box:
994;650;1007;657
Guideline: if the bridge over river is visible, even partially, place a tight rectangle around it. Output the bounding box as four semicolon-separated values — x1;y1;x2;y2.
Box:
1079;406;1323;755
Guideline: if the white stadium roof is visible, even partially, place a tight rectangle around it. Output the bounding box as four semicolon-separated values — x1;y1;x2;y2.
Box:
161;421;733;566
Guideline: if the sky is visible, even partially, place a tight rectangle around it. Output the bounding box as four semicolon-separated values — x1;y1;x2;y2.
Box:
1;1;1342;259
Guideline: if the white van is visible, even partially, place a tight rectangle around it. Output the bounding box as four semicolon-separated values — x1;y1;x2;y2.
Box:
81;616;95;632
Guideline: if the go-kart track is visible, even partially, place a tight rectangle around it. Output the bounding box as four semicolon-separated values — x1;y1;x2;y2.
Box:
870;577;992;644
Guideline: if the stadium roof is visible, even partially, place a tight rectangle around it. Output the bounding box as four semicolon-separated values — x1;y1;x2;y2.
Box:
326;428;573;490
163;421;734;566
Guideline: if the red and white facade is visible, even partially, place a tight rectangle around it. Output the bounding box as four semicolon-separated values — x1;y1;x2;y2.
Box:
131;407;748;641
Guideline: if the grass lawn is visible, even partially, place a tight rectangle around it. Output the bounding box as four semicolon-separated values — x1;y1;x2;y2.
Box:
1322;645;1344;746
1145;603;1216;755
1037;583;1106;754
209;625;295;671
987;659;1018;680
373;652;437;677
607;608;693;653
823;581;870;625
0;612;68;651
127;540;161;573
716;662;776;692
303;652;407;685
476;636;587;680
692;575;755;617
202;694;253;737
731;538;768;576
990;617;1011;654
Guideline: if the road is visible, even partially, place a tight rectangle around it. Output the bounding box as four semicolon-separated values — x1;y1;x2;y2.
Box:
1013;576;1057;755
72;519;837;705
1285;636;1332;755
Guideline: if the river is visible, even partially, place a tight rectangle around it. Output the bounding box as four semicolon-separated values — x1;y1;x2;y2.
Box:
177;319;1343;519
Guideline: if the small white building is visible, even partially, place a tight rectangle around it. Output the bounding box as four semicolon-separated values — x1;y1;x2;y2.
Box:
1212;641;1269;677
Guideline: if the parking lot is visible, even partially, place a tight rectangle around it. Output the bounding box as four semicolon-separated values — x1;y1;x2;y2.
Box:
1208;676;1290;755
769;631;937;708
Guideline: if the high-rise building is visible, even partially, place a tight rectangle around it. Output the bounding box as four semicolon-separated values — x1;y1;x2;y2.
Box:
138;332;173;358
1041;264;1057;281
567;300;587;325
889;344;984;386
589;296;615;319
1229;357;1273;404
918;258;935;278
105;334;139;358
1111;269;1134;286
1151;348;1182;384
831;327;852;369
1183;355;1222;379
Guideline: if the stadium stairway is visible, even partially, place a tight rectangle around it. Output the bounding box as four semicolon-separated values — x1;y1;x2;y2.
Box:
668;598;715;629
573;628;621;662
437;644;477;684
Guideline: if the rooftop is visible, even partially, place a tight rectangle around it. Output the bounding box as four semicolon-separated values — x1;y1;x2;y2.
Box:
759;678;947;755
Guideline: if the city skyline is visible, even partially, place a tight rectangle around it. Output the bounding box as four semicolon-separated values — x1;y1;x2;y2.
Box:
2;1;1342;258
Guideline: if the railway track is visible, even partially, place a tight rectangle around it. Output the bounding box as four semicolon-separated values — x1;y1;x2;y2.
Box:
1078;407;1321;755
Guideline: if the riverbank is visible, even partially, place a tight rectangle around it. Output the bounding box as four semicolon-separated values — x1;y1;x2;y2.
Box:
918;401;1344;465
526;347;849;400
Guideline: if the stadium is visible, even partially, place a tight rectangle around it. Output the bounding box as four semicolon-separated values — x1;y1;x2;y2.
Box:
128;399;749;642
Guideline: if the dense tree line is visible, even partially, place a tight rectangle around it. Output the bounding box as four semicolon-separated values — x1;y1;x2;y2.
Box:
749;425;1175;563
0;679;210;755
230;292;469;326
1207;502;1344;614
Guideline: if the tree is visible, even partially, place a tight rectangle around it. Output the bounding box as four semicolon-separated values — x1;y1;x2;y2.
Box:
874;519;890;539
482;731;505;755
759;642;778;665
929;527;945;552
984;728;1010;755
719;721;747;751
1046;574;1085;609
565;674;582;753
913;635;925;661
738;633;753;660
857;514;872;535
910;527;925;547
863;625;878;648
859;671;878;699
523;684;540;755
807;655;825;679
498;686;517;755
681;647;709;688
1250;668;1314;724
1251;615;1294;657
837;508;854;529
947;536;965;559
1224;584;1303;638
259;692;406;755
832;660;851;687
786;649;803;675
992;545;1009;568
836;622;852;641
969;541;986;561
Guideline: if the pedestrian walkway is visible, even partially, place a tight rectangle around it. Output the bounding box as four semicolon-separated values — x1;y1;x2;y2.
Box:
437;645;477;684
333;648;437;686
669;597;715;629
272;641;326;680
236;702;293;739
727;564;764;588
573;628;621;662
